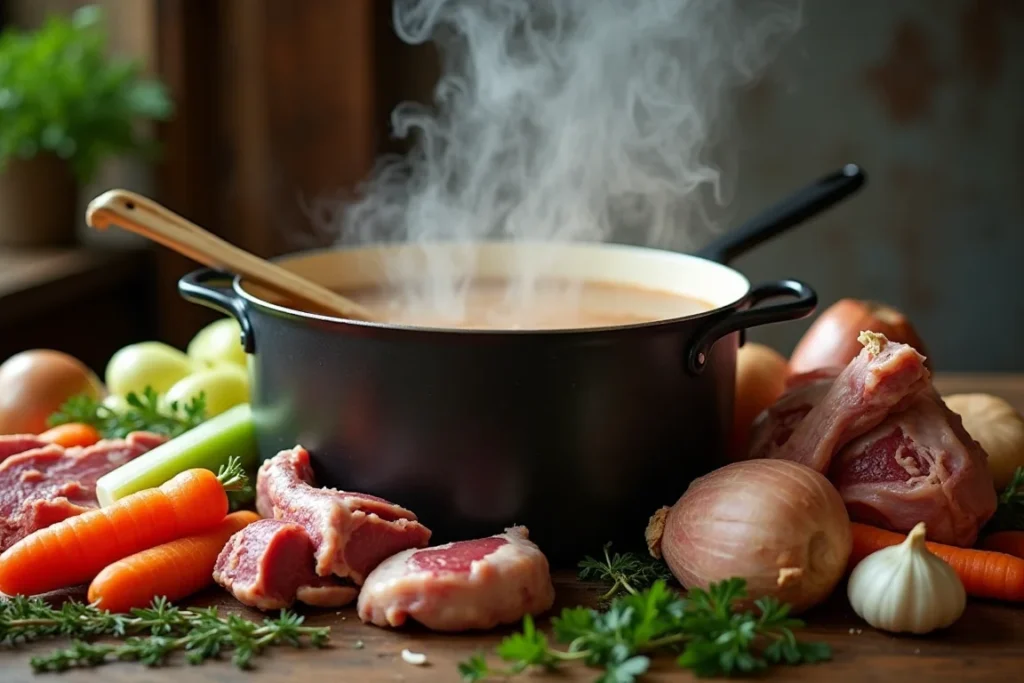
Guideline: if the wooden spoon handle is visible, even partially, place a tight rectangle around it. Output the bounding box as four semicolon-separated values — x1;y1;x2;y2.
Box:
86;189;376;322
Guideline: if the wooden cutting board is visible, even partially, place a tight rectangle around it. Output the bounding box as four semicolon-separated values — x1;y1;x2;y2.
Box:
2;374;1022;682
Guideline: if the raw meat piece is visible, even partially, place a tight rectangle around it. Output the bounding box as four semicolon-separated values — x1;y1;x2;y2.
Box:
764;334;931;472
0;432;166;552
256;446;432;584
357;526;555;632
747;369;838;460
0;435;48;463
213;518;358;611
831;389;997;546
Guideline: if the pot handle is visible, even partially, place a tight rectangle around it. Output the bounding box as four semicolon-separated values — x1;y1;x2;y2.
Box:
178;268;255;353
696;164;865;264
686;279;816;375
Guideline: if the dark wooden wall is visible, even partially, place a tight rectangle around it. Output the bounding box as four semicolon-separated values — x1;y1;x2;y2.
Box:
152;0;438;347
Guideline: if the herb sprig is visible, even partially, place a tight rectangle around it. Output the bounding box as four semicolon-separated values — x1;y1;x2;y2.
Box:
0;596;328;671
459;579;830;682
985;466;1024;533
578;543;675;601
48;387;206;439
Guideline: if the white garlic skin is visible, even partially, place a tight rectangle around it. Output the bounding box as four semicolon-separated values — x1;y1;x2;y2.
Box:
847;523;966;635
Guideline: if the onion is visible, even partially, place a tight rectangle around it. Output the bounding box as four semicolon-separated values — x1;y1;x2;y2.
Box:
789;299;929;375
645;459;851;614
0;350;105;435
730;343;788;460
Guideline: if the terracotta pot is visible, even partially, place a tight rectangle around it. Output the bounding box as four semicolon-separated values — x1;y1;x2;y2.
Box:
0;154;78;247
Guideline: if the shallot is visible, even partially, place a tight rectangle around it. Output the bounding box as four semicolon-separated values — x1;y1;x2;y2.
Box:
789;299;928;375
730;343;789;460
646;459;851;614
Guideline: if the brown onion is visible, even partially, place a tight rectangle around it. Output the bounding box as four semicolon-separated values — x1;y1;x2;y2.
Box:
789;299;929;376
646;459;851;614
730;343;789;461
0;350;104;434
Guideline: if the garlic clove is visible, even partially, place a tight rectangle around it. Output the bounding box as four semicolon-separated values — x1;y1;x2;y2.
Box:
847;522;966;635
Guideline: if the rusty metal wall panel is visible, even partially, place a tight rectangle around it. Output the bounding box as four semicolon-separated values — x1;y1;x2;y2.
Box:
719;0;1024;371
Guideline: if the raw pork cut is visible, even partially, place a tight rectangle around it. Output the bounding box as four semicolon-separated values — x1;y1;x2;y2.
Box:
256;446;431;584
0;432;166;552
763;333;931;472
213;518;358;611
357;526;555;632
747;368;839;461
831;389;997;546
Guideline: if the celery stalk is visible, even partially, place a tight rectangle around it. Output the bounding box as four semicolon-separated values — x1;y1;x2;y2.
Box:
96;403;258;507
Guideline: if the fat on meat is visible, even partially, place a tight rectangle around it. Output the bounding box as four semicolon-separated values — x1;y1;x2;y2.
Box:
213;518;357;611
831;389;997;546
0;435;48;463
747;368;839;461
256;446;432;584
357;526;555;632
763;334;931;472
0;432;166;552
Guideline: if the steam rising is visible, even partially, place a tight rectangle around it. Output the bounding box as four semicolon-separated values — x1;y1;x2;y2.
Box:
331;0;802;324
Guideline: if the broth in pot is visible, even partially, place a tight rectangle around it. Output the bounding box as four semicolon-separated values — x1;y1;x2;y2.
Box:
337;278;714;330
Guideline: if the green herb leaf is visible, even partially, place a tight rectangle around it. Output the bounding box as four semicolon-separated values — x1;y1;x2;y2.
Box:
460;574;831;681
987;466;1024;532
48;386;207;440
578;542;675;600
2;596;326;671
0;6;173;183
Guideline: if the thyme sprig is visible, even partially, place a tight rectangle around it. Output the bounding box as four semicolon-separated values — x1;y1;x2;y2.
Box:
0;596;329;671
577;542;675;601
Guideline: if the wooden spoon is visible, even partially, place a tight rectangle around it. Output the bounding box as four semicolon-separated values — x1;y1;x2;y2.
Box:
86;189;377;322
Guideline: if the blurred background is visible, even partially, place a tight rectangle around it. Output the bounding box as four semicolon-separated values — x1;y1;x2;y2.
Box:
0;0;1021;372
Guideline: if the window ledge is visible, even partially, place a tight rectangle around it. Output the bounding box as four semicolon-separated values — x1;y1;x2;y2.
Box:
0;246;154;327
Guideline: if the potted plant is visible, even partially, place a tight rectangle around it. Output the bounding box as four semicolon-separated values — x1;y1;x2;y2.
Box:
0;5;172;247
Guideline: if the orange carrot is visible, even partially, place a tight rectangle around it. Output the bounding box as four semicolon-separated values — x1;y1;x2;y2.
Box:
850;522;1024;601
87;510;260;613
39;423;101;448
0;460;245;597
979;531;1024;560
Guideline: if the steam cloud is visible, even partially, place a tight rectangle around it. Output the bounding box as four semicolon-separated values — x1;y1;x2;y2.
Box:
327;0;802;323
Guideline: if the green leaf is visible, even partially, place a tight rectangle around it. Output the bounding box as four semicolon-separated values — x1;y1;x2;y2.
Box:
0;6;173;184
598;655;649;683
457;653;491;682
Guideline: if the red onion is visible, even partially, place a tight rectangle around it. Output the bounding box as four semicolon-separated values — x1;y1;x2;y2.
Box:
646;460;851;614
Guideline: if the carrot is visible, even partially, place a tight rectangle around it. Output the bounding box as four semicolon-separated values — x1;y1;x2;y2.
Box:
850;522;1024;601
979;531;1024;560
39;422;101;448
0;457;247;597
87;510;260;613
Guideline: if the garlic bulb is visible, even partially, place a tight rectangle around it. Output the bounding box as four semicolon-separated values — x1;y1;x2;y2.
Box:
847;522;966;634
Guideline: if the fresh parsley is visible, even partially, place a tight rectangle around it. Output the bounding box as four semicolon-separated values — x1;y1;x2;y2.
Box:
459;579;830;682
0;596;328;671
48;386;206;440
578;543;675;601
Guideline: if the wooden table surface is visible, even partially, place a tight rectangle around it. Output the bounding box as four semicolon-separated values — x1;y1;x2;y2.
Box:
2;374;1022;682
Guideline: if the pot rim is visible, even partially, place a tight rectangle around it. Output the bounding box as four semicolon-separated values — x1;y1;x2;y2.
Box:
229;239;754;337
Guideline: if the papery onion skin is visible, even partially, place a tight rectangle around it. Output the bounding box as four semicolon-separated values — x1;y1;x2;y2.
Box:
789;299;929;376
646;459;851;614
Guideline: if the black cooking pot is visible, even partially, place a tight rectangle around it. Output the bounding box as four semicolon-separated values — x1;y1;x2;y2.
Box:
178;165;865;566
